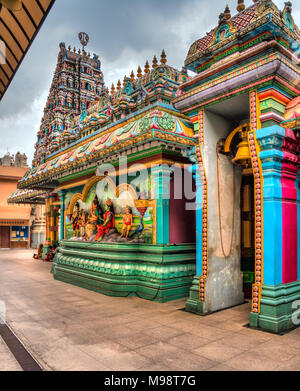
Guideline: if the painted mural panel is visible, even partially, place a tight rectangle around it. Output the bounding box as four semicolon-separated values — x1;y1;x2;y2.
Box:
65;178;155;244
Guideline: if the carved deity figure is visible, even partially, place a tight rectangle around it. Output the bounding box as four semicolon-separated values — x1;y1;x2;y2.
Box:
95;199;115;242
121;206;133;238
71;202;80;237
79;209;86;237
85;197;101;240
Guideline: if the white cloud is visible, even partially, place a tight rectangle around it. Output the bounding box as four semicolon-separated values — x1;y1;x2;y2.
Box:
0;92;47;163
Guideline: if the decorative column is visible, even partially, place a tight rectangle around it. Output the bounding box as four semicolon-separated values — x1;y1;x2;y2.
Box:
58;190;66;241
254;124;300;333
185;147;206;313
42;196;52;259
42;194;57;259
296;171;300;281
151;165;173;245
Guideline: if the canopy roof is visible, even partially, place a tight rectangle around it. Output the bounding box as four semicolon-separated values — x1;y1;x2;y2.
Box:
8;188;47;204
0;0;55;100
18;104;195;190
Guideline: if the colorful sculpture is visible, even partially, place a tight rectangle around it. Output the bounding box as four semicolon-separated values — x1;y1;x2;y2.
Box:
85;197;101;240
95;199;115;241
121;206;133;238
70;202;80;237
79;209;86;237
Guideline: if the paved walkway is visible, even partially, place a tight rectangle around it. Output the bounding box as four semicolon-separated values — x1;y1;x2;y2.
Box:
0;249;300;371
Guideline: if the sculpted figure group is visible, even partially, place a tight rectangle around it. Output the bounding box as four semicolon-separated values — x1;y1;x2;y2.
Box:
70;197;134;242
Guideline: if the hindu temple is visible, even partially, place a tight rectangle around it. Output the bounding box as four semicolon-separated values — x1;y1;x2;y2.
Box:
9;0;300;334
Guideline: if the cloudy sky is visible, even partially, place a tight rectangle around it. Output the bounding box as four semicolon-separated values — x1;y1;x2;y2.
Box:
0;0;299;164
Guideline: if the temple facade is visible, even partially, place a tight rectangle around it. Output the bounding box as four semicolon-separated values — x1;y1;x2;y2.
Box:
10;0;300;334
0;153;31;249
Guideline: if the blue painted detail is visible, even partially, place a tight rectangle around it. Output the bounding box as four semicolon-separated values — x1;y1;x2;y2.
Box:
215;24;231;43
257;85;293;100
257;125;284;286
188;146;202;277
256;125;286;140
58;190;66;241
194;169;203;276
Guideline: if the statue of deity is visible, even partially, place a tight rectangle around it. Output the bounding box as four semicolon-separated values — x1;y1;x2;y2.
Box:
79;209;86;238
121;206;133;238
85;197;101;240
95;199;115;241
71;202;80;237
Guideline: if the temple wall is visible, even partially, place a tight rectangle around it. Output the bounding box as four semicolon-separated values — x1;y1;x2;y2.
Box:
169;172;196;244
202;110;244;312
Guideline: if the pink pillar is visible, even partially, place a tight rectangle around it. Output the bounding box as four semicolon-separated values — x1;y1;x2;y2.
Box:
281;148;298;284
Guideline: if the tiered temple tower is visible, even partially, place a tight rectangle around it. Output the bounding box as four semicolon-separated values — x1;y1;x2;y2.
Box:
33;43;104;166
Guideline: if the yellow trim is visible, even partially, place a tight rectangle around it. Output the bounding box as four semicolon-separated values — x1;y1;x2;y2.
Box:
59;178;91;191
66;176;105;215
259;96;288;107
248;90;264;314
224;123;250;153
134;199;157;245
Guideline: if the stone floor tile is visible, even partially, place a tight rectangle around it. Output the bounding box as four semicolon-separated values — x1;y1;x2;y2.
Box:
194;340;246;362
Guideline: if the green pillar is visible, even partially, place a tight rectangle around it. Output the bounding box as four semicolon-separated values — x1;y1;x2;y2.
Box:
151;165;173;245
58;190;66;241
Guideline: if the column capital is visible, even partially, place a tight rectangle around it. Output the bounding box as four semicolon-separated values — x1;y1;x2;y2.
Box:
57;189;66;200
151;164;174;177
256;125;285;152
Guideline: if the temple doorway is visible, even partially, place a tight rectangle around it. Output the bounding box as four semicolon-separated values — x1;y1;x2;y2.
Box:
0;226;10;248
240;172;255;299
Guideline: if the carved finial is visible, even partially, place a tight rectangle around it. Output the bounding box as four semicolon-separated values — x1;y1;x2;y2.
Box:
130;70;135;82
284;1;292;14
224;4;231;20
78;48;81;54
123;75;127;87
137;66;142;78
68;45;71;51
111;83;115;94
160;49;167;64
152;55;158;68
117;80;121;91
219;12;227;25
237;0;245;12
144;60;150;74
73;47;76;53
88;52;91;58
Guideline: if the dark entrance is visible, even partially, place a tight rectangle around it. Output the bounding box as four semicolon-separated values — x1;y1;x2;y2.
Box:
0;226;10;248
240;173;255;299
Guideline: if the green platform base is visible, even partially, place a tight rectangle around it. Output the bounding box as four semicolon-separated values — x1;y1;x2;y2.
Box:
185;276;205;314
250;281;300;334
51;240;196;302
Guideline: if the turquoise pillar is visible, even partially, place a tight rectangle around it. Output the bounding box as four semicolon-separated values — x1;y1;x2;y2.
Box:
189;152;203;276
185;147;204;315
151;166;172;245
58;190;66;241
256;125;284;285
